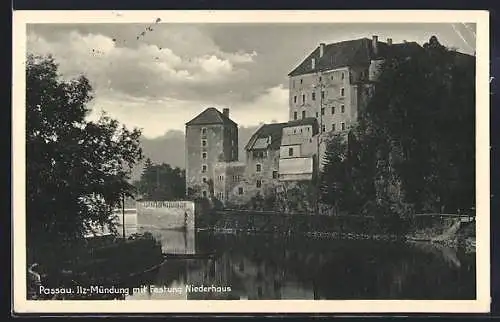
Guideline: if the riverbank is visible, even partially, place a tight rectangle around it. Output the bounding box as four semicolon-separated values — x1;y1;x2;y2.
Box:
196;209;475;250
27;232;164;300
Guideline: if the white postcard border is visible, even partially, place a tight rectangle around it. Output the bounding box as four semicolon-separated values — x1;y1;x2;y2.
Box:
12;10;490;314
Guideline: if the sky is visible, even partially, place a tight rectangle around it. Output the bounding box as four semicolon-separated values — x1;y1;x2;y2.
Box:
26;22;476;139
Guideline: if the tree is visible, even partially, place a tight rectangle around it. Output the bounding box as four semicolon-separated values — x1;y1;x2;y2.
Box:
320;36;475;217
26;54;143;262
365;36;475;213
135;162;186;200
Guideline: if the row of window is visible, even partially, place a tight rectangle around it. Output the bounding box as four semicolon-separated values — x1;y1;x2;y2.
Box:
293;88;345;104
201;174;243;184
321;122;346;132
291;72;346;89
293;105;345;120
201;149;237;161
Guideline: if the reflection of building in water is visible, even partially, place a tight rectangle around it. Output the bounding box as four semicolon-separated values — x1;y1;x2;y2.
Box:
144;229;195;255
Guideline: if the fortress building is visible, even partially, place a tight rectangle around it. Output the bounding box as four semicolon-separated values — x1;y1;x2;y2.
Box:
288;36;423;163
185;107;238;199
185;35;428;206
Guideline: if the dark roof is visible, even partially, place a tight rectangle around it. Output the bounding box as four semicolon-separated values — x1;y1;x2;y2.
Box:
288;38;423;77
285;117;319;132
244;118;319;151
186;107;237;127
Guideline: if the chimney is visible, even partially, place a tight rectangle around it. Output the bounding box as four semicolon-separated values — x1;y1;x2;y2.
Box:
372;35;378;55
387;38;392;46
311;58;316;70
319;43;325;58
223;108;229;117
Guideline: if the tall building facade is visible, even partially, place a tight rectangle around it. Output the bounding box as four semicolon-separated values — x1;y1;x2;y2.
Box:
287;36;423;161
185;107;238;199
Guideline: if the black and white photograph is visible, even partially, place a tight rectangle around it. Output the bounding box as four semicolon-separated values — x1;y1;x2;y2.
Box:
12;10;490;314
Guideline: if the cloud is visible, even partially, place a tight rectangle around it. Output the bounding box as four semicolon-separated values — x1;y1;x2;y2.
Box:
27;28;257;101
85;83;288;139
26;23;475;140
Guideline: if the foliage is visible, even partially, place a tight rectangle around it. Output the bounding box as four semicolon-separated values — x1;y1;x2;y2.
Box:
26;54;143;262
320;36;475;218
134;158;186;200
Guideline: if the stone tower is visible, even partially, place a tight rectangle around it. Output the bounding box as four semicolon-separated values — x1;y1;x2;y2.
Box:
185;107;238;198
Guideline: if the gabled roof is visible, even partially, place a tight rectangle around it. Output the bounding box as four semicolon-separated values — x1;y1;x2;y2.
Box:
244;118;319;151
288;38;423;77
245;122;287;151
186;107;237;127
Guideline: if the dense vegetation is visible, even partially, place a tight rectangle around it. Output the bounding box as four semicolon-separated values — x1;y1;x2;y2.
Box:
320;36;475;220
26;55;144;263
133;158;186;201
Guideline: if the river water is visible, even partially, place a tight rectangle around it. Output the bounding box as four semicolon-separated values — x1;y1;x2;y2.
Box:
118;214;476;300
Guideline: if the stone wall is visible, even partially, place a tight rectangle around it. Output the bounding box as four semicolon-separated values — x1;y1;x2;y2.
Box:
231;149;280;203
136;201;195;230
195;209;475;243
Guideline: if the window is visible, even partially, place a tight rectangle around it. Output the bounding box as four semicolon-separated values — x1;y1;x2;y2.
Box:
202;139;207;147
202;177;207;183
321;108;325;115
218;175;224;181
256;164;262;172
322;124;326;132
302;111;306;119
202;152;207;159
331;76;334;80
253;150;266;159
321;91;325;99
312;92;316;101
256;180;262;188
331;106;335;114
238;187;244;195
300;79;303;84
202;165;207;173
319;76;322;82
202;191;207;198
341;72;345;80
332;124;336;132
292;80;295;88
302;94;305;104
316;112;319;117
201;127;207;135
288;147;294;157
341;122;346;131
341;105;345;113
293;95;297;103
360;71;365;79
340;88;345;97
272;170;278;179
293;111;298;120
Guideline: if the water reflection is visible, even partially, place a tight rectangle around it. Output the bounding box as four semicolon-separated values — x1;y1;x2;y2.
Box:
125;230;476;300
